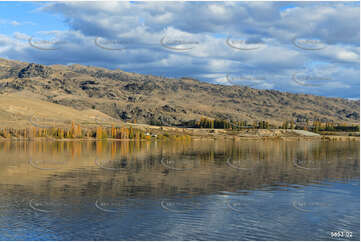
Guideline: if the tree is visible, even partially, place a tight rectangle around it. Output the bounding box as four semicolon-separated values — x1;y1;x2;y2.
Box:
111;124;116;138
71;121;76;138
96;127;103;139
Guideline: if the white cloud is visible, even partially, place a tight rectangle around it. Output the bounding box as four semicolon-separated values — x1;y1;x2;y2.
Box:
0;1;358;98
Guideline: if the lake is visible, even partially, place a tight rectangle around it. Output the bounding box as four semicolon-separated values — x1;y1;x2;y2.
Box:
0;139;359;240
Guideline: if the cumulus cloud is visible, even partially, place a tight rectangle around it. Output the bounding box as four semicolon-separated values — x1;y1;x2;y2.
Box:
0;1;359;98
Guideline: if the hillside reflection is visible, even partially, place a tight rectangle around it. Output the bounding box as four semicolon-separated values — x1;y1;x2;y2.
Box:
0;139;359;199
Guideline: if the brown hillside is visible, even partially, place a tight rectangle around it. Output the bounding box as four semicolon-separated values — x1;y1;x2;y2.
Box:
0;58;359;126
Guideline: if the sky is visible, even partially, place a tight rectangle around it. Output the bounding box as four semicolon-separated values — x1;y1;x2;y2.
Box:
0;1;359;99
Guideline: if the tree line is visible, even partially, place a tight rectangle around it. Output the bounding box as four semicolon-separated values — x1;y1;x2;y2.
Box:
183;117;359;132
282;120;359;132
183;117;272;130
0;121;148;140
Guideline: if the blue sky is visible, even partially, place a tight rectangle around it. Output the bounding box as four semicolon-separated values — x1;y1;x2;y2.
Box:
0;2;67;35
0;1;359;99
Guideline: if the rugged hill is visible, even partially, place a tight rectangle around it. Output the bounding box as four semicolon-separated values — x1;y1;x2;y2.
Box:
0;58;359;126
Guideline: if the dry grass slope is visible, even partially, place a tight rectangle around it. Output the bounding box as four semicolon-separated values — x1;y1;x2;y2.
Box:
0;57;359;127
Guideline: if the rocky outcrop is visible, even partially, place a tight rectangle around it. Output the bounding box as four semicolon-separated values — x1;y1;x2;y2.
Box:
0;58;358;126
18;63;53;79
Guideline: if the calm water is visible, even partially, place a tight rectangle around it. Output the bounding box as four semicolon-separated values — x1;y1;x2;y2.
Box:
0;139;359;240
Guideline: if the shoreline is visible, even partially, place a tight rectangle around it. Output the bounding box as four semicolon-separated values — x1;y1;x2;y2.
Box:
0;133;359;142
0;121;359;142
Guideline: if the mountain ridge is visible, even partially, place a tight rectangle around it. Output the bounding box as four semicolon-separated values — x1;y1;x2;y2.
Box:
0;58;359;126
